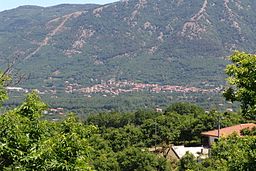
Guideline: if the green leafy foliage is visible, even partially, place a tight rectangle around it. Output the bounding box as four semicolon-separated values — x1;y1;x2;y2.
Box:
87;112;135;128
116;147;169;171
141;113;181;146
210;135;256;170
0;93;95;170
224;51;256;120
16;91;47;119
165;102;205;116
179;152;197;171
103;124;144;152
178;135;256;171
240;127;256;136
0;71;10;105
0;80;171;170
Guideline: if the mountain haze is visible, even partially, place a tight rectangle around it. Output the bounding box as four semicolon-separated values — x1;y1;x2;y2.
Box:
1;0;256;89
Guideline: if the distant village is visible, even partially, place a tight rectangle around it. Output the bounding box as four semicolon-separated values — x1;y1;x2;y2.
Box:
7;79;221;97
5;79;222;117
65;79;221;95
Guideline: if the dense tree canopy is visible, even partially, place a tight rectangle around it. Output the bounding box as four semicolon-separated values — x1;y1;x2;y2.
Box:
0;93;96;170
0;71;10;105
224;51;256;120
165;102;205;117
0;73;171;170
181;135;256;171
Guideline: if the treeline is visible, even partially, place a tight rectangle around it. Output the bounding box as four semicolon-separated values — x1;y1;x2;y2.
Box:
87;102;243;147
6;90;226;116
0;92;171;170
0;92;246;170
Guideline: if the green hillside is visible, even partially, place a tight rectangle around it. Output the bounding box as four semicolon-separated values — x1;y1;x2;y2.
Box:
1;0;256;87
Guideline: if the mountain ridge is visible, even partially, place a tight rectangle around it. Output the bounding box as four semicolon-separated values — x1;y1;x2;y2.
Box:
1;0;256;89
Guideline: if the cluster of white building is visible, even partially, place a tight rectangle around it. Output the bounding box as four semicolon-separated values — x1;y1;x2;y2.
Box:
64;80;220;95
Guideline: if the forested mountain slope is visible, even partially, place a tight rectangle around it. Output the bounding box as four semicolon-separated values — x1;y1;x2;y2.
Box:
1;0;256;89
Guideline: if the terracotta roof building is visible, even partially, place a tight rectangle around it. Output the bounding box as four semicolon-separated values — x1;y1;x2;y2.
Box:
201;123;256;137
201;123;256;146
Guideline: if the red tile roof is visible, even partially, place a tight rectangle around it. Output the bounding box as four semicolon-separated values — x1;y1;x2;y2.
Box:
201;123;256;137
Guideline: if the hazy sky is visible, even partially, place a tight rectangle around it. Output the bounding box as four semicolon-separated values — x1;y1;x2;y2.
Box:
0;0;119;12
